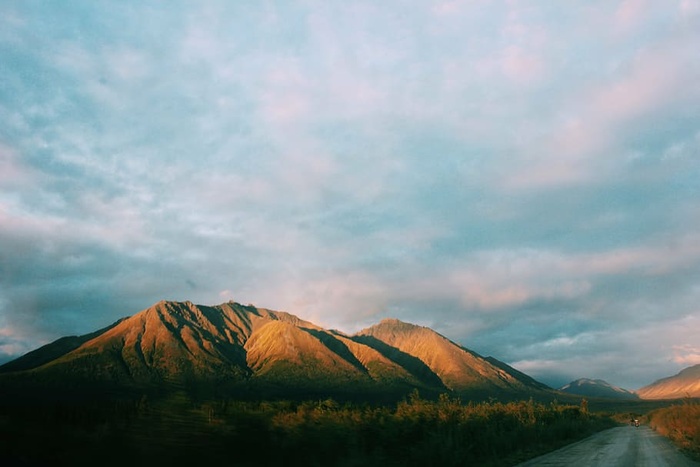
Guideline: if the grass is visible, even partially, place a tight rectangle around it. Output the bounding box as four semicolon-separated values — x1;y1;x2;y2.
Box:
646;398;700;461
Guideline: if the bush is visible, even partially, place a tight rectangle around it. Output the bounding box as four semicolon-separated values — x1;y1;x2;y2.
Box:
0;392;617;467
226;393;614;466
647;399;700;460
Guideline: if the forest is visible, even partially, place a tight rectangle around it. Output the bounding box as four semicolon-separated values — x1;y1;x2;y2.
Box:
1;390;618;467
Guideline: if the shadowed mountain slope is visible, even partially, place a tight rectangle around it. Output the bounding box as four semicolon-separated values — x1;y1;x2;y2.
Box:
0;300;551;400
559;378;638;400
637;364;700;399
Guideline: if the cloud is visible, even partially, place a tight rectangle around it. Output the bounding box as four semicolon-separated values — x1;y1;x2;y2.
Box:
0;322;36;363
506;311;700;389
0;1;699;391
614;0;649;34
500;45;545;84
498;3;700;190
673;345;700;366
447;250;592;311
0;145;36;187
680;0;700;16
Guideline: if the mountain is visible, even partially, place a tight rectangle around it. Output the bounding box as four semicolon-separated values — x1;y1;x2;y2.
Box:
558;378;638;400
637;364;700;399
0;319;126;373
0;300;550;401
355;319;549;395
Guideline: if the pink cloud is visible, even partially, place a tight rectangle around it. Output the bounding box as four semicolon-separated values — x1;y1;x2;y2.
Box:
580;235;700;276
443;250;594;311
0;321;42;360
244;271;390;333
500;45;545;84
591;62;681;124
262;91;310;122
413;238;700;312
673;344;700;365
614;0;649;34
432;1;461;16
259;59;313;124
0;145;39;188
450;269;592;310
680;0;700;16
504;36;694;190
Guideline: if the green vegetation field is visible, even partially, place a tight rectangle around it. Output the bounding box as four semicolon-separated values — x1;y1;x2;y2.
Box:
1;390;618;467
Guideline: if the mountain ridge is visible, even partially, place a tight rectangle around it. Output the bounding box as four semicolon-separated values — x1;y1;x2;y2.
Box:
0;300;551;401
355;318;542;393
637;364;700;399
558;378;638;400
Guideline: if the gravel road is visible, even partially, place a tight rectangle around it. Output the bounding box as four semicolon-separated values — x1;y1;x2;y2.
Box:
516;425;699;466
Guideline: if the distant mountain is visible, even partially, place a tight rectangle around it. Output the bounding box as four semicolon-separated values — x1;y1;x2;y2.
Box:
0;300;551;401
559;378;638;400
637;364;700;400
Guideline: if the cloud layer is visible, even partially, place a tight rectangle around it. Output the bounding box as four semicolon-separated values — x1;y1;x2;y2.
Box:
1;1;699;389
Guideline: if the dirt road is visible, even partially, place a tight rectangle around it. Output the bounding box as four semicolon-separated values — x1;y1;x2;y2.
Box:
516;425;698;466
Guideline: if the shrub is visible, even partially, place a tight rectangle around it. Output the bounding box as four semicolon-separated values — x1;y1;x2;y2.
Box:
0;392;617;467
647;399;700;460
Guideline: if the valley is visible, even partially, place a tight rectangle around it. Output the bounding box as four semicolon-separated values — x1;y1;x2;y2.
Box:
1;300;698;466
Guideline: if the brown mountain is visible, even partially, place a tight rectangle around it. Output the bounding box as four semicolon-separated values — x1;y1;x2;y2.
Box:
637;364;700;399
0;300;550;400
355;318;550;394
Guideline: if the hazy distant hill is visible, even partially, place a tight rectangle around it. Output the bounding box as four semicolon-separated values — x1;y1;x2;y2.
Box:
559;378;638;400
0;300;551;401
637;364;700;399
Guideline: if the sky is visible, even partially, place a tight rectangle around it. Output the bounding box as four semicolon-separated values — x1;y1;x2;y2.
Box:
1;1;699;390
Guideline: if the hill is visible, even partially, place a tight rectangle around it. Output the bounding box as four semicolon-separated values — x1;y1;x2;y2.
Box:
355;318;549;396
0;300;551;401
559;378;638;400
637;364;700;399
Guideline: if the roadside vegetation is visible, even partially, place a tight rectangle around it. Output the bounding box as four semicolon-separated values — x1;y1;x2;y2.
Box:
647;398;700;461
1;390;617;466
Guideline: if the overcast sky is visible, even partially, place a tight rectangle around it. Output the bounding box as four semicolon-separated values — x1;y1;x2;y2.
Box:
1;1;699;390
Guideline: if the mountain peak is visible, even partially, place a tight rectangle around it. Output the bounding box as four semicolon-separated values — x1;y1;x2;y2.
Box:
379;318;403;324
355;318;544;394
373;318;422;331
559;378;638;400
0;300;553;400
